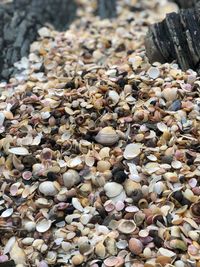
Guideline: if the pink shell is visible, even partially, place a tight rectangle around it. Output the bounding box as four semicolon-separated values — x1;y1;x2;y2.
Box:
115;201;125;211
192;187;200;196
188;178;197;188
188;245;198;255
22;171;32;180
0;255;8;263
104;257;119;267
104;202;115;212
10;185;19;196
125;206;139;213
37;261;49;267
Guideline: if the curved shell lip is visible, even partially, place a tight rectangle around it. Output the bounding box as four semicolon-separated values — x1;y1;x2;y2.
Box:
117;219;136;234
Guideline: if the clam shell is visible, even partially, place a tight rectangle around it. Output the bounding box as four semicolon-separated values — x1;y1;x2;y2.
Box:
128;238;143;255
95;127;119;146
8;147;29;155
1;208;13;218
147;67;160;79
104;182;123;198
123;143;142;159
63;169;80;189
118;219;136;234
36;219;52;233
158;247;176;257
72;198;84;212
39;181;58;196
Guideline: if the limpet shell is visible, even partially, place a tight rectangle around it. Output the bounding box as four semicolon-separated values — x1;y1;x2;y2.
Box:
95;127;119;146
123;143;142;159
118;219;136;234
36;219;52;233
104;182;123;198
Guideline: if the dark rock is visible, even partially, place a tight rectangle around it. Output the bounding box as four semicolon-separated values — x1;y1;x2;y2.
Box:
97;0;117;19
171;0;199;8
145;2;200;73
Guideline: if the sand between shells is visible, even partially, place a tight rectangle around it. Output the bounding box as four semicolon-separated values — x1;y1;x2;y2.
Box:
0;1;200;267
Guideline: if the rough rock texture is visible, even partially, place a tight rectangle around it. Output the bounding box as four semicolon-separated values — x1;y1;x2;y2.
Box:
172;0;199;8
0;0;77;80
97;0;117;19
145;2;200;73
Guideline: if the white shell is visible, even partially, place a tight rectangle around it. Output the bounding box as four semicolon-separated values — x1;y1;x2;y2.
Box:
153;181;165;195
4;236;16;255
63;169;80;189
147;67;160;79
36;219;52;233
118;219;136;234
1;208;13;218
124;143;142;159
8;147;29;155
158;247;176;257
108;90;120;105
39;181;58;196
127;163;141;182
104;182;123;198
162;87;177;102
24;221;36;232
95;127;119;146
72;198;84;212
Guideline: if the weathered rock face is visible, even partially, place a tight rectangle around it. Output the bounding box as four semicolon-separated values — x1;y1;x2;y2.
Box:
171;0;199;9
145;2;200;73
0;0;77;80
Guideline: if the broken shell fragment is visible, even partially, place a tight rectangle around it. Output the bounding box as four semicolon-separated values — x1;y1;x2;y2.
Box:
95;127;119;146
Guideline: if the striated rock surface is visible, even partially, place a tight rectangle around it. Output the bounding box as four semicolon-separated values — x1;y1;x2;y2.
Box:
145;2;200;73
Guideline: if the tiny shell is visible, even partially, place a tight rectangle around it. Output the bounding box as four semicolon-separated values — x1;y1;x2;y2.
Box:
8;147;29;155
115;201;125;211
1;208;13;218
71;254;84;266
108;90;120;105
162;87;177;102
95;242;106;259
147;67;160;79
63;169;80;189
118;219;136;234
95;127;119;146
104;182;123;198
72;198;84;212
124;143;142;159
39;181;58;196
36;219;52;233
104;256;119;267
128;238;143;255
158;248;176;257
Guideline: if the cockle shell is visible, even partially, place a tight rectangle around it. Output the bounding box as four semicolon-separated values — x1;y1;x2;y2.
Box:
128;238;143;255
123;143;143;159
118;219;136;234
104;182;123;198
62;169;80;189
95;127;119;146
36;219;52;233
39;181;59;196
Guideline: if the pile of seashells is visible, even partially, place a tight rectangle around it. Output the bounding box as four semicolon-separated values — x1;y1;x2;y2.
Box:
0;0;199;267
